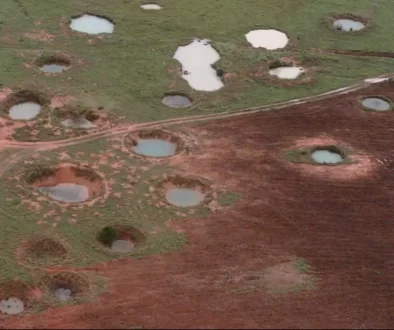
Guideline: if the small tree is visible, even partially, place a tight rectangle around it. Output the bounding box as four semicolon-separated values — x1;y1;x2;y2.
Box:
99;226;117;245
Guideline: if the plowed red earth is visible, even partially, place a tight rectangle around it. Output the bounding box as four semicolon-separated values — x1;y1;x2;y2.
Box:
3;82;394;329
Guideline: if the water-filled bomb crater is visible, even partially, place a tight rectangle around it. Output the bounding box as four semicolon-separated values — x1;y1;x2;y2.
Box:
268;61;305;80
37;55;71;74
0;281;31;315
360;96;392;112
26;164;105;203
161;93;192;108
46;272;88;302
160;175;211;208
69;14;115;35
4;90;47;121
126;129;183;158
98;225;146;253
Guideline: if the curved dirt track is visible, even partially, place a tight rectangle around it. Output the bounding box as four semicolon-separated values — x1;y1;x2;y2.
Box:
0;73;392;153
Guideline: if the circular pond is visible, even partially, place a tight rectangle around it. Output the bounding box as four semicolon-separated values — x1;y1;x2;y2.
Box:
333;19;365;31
140;4;162;10
98;225;145;253
161;94;192;108
29;164;104;203
9;102;41;120
0;298;24;315
165;187;205;207
245;29;289;50
70;14;114;35
361;97;391;111
311;150;343;164
132;139;177;158
40;64;69;74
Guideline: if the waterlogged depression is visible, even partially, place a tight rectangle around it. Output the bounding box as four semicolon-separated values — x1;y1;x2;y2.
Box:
173;38;224;92
245;29;289;50
133;139;177;158
165;187;204;207
140;4;162;10
37;183;89;203
312;150;343;164
9;102;41;120
0;298;24;315
333;19;365;31
111;240;134;253
40;64;69;73
269;67;304;79
70;14;114;35
362;97;391;111
161;94;192;108
61;117;96;129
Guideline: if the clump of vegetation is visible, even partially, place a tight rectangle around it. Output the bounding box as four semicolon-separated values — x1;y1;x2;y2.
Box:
99;226;117;245
57;103;99;122
36;54;71;68
25;165;56;184
269;60;289;70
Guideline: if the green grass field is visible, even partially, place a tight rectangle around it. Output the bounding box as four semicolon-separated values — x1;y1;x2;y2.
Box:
0;0;393;123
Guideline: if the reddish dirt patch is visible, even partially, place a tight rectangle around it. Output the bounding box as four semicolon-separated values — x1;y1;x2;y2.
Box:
50;95;77;109
232;259;315;294
3;83;394;328
28;163;105;201
23;30;55;42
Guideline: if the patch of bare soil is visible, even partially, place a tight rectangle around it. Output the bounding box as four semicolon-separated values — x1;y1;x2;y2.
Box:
232;260;315;294
23;30;55;42
3;82;394;328
50;95;77;109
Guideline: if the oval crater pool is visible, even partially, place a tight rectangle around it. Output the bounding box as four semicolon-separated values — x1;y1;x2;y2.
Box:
361;97;391;111
311;149;344;164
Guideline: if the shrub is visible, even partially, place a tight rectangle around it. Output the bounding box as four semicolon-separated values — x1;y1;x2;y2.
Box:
99;226;117;245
